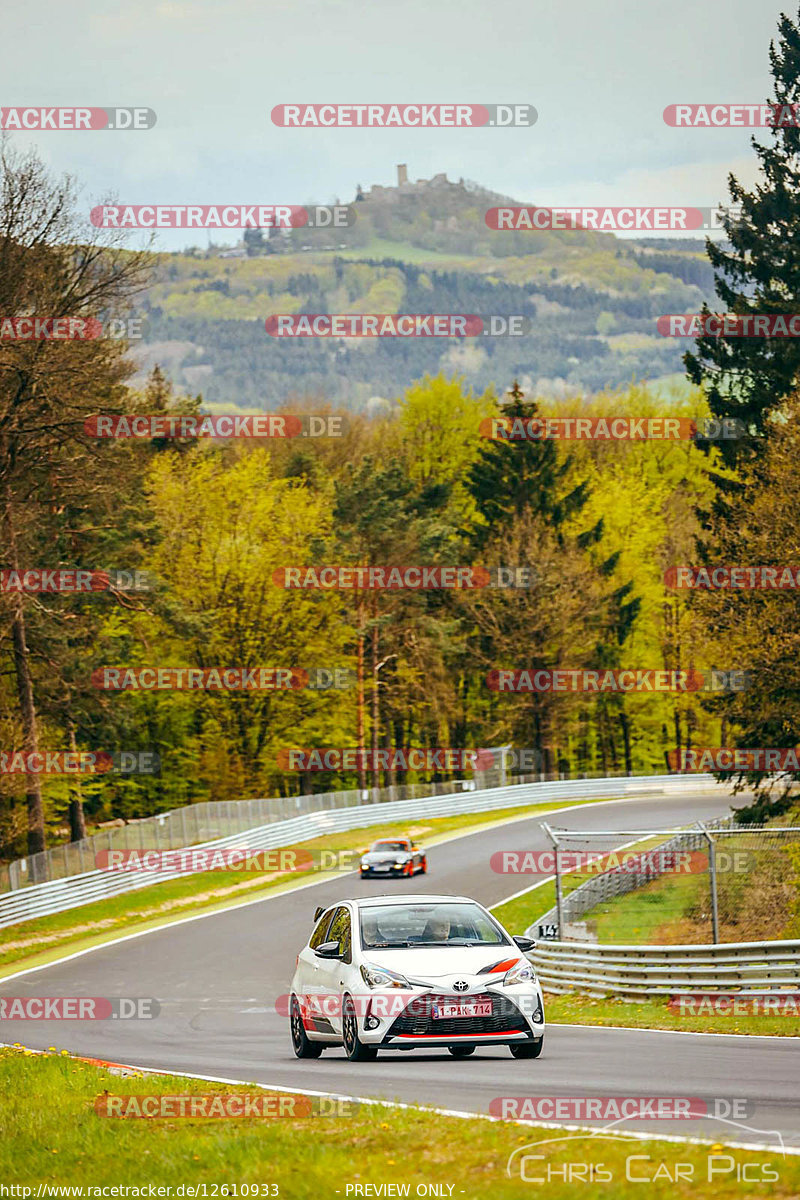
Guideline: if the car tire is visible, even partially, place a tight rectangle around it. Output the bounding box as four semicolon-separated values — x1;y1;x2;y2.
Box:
510;1037;544;1059
290;995;323;1058
342;995;378;1062
448;1044;475;1057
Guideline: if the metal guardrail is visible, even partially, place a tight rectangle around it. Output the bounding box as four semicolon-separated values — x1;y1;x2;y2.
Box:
0;772;721;929
528;938;800;997
2;779;499;893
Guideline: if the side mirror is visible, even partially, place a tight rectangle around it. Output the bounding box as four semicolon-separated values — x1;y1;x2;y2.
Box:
513;935;537;952
315;940;342;959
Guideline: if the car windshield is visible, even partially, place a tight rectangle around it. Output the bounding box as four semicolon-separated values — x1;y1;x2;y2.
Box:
359;902;509;949
371;841;408;852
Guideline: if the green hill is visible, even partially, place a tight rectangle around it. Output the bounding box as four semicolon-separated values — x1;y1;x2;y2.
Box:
133;173;716;408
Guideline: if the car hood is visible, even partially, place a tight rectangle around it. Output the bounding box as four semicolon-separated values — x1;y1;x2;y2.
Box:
358;945;521;985
361;851;409;862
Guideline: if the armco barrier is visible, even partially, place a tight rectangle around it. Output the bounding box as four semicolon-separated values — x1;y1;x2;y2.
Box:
528;938;800;997
0;772;720;929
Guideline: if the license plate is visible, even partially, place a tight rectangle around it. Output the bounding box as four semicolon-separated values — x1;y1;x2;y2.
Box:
373;866;390;872
432;1001;492;1019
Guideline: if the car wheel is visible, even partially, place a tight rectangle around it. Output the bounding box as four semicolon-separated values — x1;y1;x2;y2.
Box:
290;996;323;1058
342;995;378;1062
448;1044;475;1057
510;1037;544;1059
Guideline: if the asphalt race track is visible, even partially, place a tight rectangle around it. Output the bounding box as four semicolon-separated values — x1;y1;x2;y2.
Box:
3;790;800;1151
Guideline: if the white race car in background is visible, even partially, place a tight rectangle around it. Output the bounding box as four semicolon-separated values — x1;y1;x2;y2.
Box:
359;837;426;879
289;894;545;1061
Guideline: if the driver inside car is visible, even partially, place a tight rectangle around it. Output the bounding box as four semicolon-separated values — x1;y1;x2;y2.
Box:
422;912;451;942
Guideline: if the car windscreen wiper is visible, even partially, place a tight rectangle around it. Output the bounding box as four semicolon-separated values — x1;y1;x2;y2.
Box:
413;939;500;947
365;940;414;948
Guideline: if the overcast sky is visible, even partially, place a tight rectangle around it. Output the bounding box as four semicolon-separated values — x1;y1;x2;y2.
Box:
1;0;792;250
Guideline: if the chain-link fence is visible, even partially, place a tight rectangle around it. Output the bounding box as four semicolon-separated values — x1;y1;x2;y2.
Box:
1;761;646;892
532;820;800;944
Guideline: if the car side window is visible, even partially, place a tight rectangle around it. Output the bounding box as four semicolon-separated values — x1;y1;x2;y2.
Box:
309;909;334;949
326;906;352;964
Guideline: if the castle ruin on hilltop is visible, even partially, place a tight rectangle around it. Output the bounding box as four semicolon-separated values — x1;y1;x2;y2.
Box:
355;164;458;202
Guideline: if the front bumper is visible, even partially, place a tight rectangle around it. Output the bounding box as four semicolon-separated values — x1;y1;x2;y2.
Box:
360;862;410;876
356;985;545;1047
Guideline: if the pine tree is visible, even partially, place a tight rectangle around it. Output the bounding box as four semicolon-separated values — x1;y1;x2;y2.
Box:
467;381;588;546
685;7;800;467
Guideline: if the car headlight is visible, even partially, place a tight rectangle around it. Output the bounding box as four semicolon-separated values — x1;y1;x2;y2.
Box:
503;959;535;986
394;856;408;864
360;963;410;989
360;858;369;867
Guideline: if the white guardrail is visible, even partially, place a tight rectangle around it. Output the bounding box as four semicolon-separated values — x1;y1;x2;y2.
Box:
527;939;800;997
0;773;720;929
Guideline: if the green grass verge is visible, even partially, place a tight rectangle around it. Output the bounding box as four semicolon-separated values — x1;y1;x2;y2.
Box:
0;798;601;977
489;834;678;940
0;1049;794;1197
586;873;706;944
545;992;800;1038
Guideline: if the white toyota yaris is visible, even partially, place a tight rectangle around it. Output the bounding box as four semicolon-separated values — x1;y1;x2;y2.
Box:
289;894;545;1061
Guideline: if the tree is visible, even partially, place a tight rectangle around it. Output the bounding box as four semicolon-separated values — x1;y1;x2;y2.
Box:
690;390;800;817
243;227;265;257
467;382;589;547
140;447;348;798
463;382;640;773
685;7;800;468
0;137;150;859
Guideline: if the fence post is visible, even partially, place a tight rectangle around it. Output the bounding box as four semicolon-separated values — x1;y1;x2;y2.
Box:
542;823;564;940
700;823;720;944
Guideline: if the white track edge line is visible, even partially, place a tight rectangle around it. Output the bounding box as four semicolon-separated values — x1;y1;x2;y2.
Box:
1;1042;794;1157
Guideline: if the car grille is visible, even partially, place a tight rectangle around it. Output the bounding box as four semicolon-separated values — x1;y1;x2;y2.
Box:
385;991;527;1039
